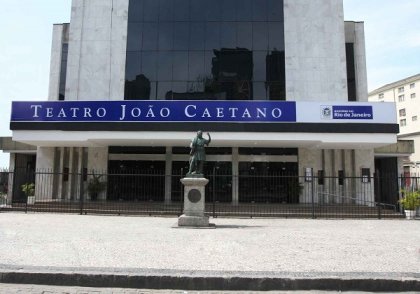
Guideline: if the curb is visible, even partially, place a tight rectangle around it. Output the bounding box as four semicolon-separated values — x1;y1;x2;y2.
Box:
1;266;419;292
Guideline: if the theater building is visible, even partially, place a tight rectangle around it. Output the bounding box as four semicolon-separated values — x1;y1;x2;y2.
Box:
5;0;401;207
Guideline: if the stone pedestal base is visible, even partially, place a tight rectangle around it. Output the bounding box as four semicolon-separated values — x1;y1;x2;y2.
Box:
178;215;209;227
177;177;214;227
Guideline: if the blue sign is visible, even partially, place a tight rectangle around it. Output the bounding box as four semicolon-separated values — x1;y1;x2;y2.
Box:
332;106;373;120
11;101;297;123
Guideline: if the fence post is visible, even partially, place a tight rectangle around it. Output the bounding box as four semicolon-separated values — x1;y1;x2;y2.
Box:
212;166;216;218
79;151;86;215
377;203;382;219
311;169;315;219
179;168;184;216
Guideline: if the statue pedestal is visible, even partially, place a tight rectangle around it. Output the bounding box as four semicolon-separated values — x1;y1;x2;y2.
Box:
178;177;213;227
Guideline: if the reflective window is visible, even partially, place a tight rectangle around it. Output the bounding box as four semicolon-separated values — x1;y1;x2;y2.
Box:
173;52;189;81
142;22;158;50
190;0;206;21
128;0;143;22
237;0;252;21
143;0;159;21
221;0;236;21
125;0;285;101
173;22;189;50
205;22;220;50
141;51;157;80
173;0;189;21
159;0;173;21
125;52;142;81
188;51;205;81
268;0;283;21
157;51;173;80
158;22;173;50
220;22;236;48
127;22;143;51
253;0;267;21
269;22;284;50
253;22;268;50
189;22;205;50
205;0;221;21
237;22;252;49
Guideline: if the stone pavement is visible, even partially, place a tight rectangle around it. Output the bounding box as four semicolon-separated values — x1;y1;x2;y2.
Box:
0;213;419;291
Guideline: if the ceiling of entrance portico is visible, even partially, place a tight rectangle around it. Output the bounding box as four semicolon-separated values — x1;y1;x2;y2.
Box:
12;131;397;150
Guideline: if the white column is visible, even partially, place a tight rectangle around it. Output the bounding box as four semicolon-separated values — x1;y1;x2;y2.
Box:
7;153;15;204
35;147;56;201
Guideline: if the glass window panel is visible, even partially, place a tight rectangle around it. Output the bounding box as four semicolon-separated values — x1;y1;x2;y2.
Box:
125;74;152;100
268;81;285;100
142;22;158;50
205;0;221;21
237;22;252;49
174;0;189;20
157;82;173;100
188;51;205;81
221;0;236;21
236;50;253;80
173;52;189;81
190;0;205;21
143;0;159;21
187;81;204;93
204;51;215;78
252;0;267;21
158;22;173;50
174;22;189;50
157;51;173;81
172;82;188;93
205;22;220;50
236;0;252;21
159;0;173;21
149;82;157;99
253;51;266;81
267;0;283;21
253;22;268;50
268;22;284;50
253;82;267;100
266;50;284;81
189;22;205;50
127;22;143;51
125;52;142;81
128;0;143;22
220;22;236;48
141;51;157;81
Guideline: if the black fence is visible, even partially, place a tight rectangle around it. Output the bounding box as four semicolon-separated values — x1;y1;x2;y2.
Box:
0;168;417;219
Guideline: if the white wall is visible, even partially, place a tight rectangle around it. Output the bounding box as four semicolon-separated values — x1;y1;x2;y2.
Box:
66;0;129;101
284;0;348;102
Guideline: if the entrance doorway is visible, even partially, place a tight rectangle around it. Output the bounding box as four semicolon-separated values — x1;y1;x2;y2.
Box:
239;162;299;203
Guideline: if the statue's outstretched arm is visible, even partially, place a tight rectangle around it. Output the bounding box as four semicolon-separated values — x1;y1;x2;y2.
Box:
207;133;211;145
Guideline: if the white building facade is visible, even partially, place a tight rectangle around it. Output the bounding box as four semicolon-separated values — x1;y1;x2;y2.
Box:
6;0;399;206
369;74;420;174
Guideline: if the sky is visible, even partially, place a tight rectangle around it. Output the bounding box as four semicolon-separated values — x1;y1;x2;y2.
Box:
0;0;420;167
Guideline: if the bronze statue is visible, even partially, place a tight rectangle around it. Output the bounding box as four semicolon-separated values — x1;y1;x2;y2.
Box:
187;130;211;176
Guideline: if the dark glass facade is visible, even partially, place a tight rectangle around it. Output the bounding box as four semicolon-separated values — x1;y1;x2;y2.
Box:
345;43;356;102
125;0;285;101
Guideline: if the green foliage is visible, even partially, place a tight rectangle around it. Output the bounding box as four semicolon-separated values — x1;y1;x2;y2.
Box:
87;173;106;197
399;190;420;210
21;183;35;197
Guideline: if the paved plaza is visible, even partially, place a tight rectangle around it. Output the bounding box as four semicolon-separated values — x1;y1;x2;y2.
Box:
0;213;419;291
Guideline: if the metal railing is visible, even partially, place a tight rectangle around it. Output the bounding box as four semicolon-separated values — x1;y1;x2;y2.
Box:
0;168;416;219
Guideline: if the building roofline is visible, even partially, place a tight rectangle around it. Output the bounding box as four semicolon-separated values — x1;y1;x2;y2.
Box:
369;73;420;96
